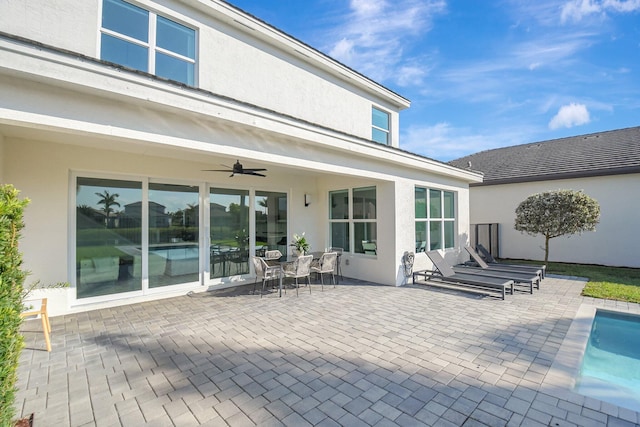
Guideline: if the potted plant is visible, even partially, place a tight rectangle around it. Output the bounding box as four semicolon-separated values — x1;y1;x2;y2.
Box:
290;233;310;256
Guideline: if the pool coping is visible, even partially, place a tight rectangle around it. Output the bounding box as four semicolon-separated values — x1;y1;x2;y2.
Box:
543;302;640;417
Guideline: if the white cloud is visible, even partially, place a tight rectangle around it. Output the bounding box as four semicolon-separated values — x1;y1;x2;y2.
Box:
400;123;517;161
548;103;591;129
326;0;446;86
561;0;640;23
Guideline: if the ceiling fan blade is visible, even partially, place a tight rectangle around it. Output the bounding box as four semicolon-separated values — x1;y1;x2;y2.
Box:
203;169;232;172
246;172;266;177
244;168;267;172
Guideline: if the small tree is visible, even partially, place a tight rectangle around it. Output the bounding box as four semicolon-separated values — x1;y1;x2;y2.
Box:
514;189;600;264
0;185;29;426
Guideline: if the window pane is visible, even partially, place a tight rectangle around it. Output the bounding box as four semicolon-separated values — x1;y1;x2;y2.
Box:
444;191;455;219
415;222;427;252
444;221;455;249
148;183;199;288
429;189;441;218
372;127;388;144
156;51;194;85
415;187;427;219
102;0;149;42
76;177;142;298
353;187;376;220
430;221;442;250
210;188;249;278
330;223;350;253
329;190;349;220
255;191;288;255
355;223;377;254
157;16;195;59
101;33;148;72
372;107;389;130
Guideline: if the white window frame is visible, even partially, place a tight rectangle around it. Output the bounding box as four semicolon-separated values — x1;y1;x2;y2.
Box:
99;0;197;85
372;106;390;145
415;187;456;251
329;186;377;255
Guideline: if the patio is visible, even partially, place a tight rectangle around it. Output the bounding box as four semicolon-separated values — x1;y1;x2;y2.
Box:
15;276;640;426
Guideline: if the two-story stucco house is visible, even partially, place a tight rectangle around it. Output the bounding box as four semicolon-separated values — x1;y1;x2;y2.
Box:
0;0;481;315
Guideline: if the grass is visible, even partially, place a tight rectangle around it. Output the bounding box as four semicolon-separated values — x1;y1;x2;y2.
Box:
502;259;640;303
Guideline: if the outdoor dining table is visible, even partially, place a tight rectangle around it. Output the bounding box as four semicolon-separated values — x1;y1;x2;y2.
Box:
265;251;341;297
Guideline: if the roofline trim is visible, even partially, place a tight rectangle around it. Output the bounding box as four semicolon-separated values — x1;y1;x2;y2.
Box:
470;166;640;187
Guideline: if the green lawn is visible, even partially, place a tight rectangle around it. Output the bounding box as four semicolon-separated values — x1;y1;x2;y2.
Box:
502;259;640;303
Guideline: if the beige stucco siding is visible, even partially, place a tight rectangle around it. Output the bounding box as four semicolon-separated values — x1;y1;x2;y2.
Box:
0;0;405;145
469;174;640;268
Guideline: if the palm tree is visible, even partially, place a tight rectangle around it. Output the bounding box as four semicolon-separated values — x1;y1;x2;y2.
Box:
95;190;120;228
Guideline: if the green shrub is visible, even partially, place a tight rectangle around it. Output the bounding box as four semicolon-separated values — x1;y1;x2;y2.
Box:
0;185;29;426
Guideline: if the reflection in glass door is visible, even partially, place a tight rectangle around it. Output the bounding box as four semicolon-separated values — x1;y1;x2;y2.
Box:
210;188;250;278
148;183;200;288
255;191;288;256
76;177;142;298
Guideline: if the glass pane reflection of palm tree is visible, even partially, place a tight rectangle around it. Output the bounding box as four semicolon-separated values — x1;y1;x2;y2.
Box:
95;190;120;228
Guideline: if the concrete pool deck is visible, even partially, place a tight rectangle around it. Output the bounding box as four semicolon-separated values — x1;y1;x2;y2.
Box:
15;275;640;426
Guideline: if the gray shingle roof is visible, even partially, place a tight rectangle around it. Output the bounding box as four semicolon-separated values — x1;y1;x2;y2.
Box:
448;126;640;186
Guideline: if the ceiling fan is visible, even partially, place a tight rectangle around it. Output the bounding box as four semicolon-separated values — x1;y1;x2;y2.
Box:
204;160;267;177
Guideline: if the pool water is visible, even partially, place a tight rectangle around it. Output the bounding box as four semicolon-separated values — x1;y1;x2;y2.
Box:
576;310;640;411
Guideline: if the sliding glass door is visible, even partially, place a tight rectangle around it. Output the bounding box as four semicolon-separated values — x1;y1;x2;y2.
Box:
210;188;250;278
76;177;142;298
255;191;288;256
148;183;200;288
75;175;290;298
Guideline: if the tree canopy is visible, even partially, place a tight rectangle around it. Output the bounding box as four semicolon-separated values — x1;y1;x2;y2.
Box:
514;189;600;263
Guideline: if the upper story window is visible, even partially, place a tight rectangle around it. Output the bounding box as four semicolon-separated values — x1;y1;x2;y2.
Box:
100;0;196;86
372;107;390;145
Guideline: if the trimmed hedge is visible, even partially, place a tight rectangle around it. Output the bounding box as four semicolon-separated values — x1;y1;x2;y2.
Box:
0;185;29;426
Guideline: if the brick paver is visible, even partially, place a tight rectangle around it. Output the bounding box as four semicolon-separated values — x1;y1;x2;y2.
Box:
15;276;640;426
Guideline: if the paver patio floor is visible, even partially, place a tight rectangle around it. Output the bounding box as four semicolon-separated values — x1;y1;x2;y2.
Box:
15;276;640;426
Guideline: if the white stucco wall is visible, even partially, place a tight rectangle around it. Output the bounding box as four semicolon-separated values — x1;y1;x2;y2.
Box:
0;0;405;145
469;175;640;268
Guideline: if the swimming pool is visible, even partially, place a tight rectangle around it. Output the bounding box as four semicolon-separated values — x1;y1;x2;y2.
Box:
576;310;640;412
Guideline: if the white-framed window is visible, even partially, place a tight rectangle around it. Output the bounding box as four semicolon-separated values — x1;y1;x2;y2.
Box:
100;0;196;86
415;187;455;252
372;106;390;145
329;186;377;255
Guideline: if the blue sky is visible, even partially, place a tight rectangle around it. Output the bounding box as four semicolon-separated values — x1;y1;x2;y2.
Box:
225;0;640;161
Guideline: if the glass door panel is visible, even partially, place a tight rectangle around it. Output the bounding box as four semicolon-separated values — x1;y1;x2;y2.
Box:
148;183;199;287
255;191;288;256
76;177;142;298
210;188;250;278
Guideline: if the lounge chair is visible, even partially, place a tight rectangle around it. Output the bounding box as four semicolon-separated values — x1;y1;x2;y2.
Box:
467;245;545;280
452;263;538;293
476;244;547;278
413;251;514;300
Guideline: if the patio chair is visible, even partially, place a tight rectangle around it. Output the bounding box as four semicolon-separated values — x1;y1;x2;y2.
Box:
282;254;313;296
467;245;545;280
310;252;337;290
329;247;344;282
362;241;377;255
413;251;514;300
476;244;547;278
20;298;51;352
264;250;283;260
251;256;281;298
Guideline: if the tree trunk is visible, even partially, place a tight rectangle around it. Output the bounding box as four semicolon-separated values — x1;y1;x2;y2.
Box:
544;235;550;264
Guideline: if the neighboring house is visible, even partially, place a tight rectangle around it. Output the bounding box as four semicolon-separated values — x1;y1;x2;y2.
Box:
0;0;481;315
449;127;640;268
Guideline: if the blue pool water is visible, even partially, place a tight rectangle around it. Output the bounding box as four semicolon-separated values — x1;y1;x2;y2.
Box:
576;310;640;411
